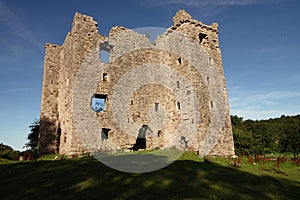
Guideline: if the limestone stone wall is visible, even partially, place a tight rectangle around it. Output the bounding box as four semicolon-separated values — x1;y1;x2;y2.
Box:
39;10;234;156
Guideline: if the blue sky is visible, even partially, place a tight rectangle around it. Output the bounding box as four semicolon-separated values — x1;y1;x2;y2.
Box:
0;0;299;150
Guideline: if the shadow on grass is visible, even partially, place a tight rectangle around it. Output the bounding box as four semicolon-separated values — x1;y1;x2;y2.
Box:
0;157;299;200
94;150;182;173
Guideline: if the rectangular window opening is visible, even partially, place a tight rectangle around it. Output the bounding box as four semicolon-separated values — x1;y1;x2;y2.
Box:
103;73;108;81
99;41;112;64
100;50;110;63
177;80;180;88
101;128;111;140
91;94;107;112
210;101;214;109
199;33;207;44
155;103;159;112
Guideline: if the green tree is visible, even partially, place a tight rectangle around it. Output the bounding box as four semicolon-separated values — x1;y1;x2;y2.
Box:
278;116;300;158
24;119;40;152
231;115;255;156
0;143;20;160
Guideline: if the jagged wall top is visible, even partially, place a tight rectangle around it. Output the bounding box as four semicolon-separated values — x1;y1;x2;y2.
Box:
173;10;218;32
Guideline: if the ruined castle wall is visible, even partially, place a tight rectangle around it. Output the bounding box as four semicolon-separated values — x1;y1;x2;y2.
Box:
38;44;62;154
57;13;104;155
39;10;234;156
154;12;234;155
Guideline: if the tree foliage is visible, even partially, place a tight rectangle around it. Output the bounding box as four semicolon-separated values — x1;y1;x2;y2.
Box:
24;118;40;152
0;143;20;160
231;115;300;158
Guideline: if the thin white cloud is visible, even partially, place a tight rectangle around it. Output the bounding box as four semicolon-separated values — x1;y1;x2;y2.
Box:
248;91;300;102
228;89;300;119
0;1;42;48
142;0;285;7
0;88;35;94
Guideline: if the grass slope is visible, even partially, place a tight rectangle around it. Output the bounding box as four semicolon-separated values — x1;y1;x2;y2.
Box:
0;152;299;200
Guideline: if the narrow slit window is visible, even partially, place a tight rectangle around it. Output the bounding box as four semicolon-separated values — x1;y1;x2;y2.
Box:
177;80;180;88
64;133;67;143
177;102;181;111
210;101;214;109
155;103;159;112
131;100;134;105
103;73;108;81
178;58;182;64
91;94;107;112
158;130;161;137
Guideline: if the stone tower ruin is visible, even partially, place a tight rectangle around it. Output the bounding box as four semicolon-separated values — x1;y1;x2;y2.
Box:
38;10;234;156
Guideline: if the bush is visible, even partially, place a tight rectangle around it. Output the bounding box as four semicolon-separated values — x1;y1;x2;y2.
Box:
0;143;20;160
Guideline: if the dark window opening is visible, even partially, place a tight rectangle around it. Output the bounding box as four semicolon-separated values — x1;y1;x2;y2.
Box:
199;33;207;44
180;136;188;148
50;80;54;84
178;57;182;64
103;73;108;81
64;133;67;143
101;128;111;140
91;94;107;112
131;100;133;105
155;103;159;112
177;80;180;88
210;101;214;109
177;102;181;111
158;130;161;137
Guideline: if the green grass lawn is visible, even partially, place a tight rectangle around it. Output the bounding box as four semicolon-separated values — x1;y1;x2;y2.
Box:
0;152;299;200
